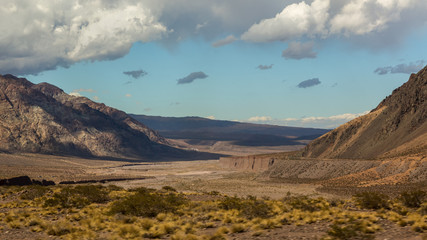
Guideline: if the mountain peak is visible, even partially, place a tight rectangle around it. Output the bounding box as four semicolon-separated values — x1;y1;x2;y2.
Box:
302;65;427;159
0;75;184;159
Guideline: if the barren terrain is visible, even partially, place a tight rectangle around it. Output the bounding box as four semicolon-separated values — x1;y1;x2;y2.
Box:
0;153;326;199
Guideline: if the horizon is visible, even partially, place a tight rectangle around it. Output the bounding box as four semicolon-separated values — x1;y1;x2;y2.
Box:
1;0;426;129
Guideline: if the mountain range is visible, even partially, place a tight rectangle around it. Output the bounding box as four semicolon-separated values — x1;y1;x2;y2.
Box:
129;114;328;147
0;74;218;160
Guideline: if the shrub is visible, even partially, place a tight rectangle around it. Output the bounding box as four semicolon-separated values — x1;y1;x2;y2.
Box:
230;223;246;233
327;218;375;240
46;221;75;236
44;185;110;208
399;190;426;208
218;196;272;219
283;195;328;212
110;191;187;217
162;186;177;192
353;192;389;210
20;185;50;200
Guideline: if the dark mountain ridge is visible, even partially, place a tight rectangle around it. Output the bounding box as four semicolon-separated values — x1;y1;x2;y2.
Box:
130;114;329;147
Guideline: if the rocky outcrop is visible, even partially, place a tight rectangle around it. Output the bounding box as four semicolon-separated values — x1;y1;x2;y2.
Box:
219;155;276;171
302;65;427;159
0;176;55;186
0;74;202;160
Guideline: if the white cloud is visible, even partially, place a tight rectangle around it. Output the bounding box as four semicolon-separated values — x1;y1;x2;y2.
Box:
248;116;273;122
282;41;317;60
240;0;426;45
205;115;216;120
211;35;237;47
0;1;167;75
69;92;82;97
69;88;97;98
329;0;413;35
245;112;369;128
241;0;330;42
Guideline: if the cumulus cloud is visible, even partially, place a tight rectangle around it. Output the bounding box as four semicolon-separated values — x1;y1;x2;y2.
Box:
282;41;317;60
281;111;370;128
0;1;167;75
241;0;330;42
205;116;216;120
374;60;425;75
69;92;82;97
212;35;237;47
297;78;321;88
177;71;208;84
245;111;369;128
248;116;273;122
329;0;413;36
155;0;287;45
257;64;274;70
3;0;426;75
123;70;147;79
240;0;427;47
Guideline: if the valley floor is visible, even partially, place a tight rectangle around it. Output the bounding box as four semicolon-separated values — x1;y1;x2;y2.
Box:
0;153;426;239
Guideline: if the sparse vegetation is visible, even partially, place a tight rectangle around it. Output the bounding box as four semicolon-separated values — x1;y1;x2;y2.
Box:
354;191;390;210
110;189;187;217
399;190;426;208
0;185;425;239
44;185;110;208
218;195;272;219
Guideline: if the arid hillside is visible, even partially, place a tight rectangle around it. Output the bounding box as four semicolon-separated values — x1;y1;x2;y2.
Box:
302;65;427;159
0;74;214;160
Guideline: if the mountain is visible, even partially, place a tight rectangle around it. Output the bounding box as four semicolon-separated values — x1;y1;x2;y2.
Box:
129;114;329;147
302;65;427;159
0;74;215;160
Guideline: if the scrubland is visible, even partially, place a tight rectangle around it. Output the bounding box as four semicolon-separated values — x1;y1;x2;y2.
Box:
0;184;426;239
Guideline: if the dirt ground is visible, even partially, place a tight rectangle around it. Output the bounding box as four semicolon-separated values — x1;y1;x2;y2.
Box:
0;153;426;239
0;153;330;199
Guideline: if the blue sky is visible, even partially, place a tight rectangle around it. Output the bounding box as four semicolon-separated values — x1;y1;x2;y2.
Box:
1;0;427;128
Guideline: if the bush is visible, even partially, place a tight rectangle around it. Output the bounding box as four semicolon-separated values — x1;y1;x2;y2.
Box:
399;190;426;208
283;195;328;212
353;192;389;210
162;186;177;192
327;218;375;240
20;185;50;200
110;191;187;217
218;196;272;219
44;185;110;208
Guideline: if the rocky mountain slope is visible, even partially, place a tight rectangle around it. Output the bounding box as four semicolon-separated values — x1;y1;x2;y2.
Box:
0;74;206;160
302;65;427;159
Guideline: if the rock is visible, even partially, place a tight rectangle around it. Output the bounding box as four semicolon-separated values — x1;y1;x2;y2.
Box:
0;176;55;186
0;74;197;160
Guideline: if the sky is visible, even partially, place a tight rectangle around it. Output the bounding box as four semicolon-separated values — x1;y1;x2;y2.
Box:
1;0;427;129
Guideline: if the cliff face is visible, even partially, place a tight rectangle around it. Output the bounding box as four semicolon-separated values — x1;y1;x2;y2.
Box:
302;65;427;159
0;74;179;159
